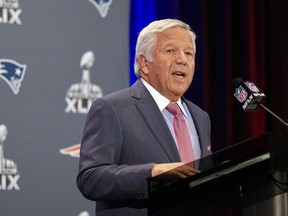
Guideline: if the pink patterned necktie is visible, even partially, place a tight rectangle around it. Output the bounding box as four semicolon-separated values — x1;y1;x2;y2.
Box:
166;102;195;164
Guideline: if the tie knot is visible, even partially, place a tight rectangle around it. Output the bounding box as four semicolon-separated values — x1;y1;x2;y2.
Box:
166;102;182;116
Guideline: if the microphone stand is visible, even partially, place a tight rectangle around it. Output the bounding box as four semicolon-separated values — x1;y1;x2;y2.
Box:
258;103;288;128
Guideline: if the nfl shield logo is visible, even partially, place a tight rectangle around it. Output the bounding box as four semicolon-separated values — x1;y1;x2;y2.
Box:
245;81;260;93
234;85;248;103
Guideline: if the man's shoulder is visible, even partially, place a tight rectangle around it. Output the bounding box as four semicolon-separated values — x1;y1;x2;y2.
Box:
104;87;130;100
184;99;203;111
183;98;209;118
102;79;144;102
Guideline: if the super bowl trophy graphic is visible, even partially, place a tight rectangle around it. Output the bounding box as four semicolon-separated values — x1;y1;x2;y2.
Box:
0;124;17;175
65;51;103;114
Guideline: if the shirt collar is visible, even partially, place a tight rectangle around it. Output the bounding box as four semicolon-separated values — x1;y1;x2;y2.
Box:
141;78;188;117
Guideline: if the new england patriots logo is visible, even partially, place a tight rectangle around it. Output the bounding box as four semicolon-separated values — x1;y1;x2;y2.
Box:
88;0;113;18
0;59;27;95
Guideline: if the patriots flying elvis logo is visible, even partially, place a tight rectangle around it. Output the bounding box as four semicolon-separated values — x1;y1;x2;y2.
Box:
87;0;113;18
0;59;26;95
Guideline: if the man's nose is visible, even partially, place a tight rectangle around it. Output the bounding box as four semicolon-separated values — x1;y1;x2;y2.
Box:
175;51;188;65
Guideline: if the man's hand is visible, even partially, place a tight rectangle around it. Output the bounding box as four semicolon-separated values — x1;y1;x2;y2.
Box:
151;162;200;179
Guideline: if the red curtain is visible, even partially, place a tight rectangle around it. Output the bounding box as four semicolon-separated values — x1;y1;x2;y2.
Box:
195;0;288;150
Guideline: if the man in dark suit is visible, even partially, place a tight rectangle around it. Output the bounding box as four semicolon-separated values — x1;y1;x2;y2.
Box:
77;19;212;216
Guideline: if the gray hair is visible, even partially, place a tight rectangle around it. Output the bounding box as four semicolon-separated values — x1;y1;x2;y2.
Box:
134;19;196;77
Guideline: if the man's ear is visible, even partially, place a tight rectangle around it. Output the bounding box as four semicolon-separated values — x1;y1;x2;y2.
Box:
138;54;149;75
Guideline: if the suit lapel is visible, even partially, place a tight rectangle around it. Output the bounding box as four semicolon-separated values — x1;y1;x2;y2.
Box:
131;80;180;162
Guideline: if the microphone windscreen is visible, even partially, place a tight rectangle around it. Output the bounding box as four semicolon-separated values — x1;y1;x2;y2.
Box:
232;77;243;88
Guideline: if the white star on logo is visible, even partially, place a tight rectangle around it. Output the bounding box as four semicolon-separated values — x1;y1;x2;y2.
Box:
15;68;22;76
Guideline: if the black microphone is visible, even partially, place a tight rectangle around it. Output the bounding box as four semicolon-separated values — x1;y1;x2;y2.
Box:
233;77;288;127
232;77;266;111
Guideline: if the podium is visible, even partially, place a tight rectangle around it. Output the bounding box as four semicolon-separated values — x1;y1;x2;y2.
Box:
148;131;288;216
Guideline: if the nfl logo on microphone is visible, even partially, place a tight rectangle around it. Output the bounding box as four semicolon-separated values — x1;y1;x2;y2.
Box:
234;85;248;103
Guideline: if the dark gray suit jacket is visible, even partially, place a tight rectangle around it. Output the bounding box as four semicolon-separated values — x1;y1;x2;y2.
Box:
77;79;211;216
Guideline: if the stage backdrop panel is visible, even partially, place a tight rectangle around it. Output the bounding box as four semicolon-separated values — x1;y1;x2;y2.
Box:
0;0;130;215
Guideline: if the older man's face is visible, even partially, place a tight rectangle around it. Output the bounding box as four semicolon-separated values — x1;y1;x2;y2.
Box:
144;27;195;102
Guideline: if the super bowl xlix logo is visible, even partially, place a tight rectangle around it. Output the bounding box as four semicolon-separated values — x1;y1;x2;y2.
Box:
0;125;20;190
0;0;22;25
65;51;103;114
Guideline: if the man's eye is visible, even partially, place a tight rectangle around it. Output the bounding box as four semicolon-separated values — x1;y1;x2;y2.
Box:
167;49;174;53
186;52;195;58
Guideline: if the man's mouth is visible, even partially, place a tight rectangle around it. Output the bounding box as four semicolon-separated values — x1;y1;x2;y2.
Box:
173;72;185;78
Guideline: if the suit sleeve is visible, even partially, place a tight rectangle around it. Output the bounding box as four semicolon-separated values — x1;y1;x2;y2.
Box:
76;98;153;202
